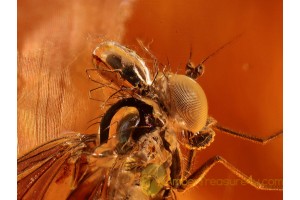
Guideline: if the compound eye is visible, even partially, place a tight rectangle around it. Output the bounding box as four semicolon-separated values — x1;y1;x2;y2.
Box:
169;75;208;133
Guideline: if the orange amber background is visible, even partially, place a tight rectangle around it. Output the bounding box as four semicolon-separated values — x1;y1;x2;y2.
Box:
18;0;282;200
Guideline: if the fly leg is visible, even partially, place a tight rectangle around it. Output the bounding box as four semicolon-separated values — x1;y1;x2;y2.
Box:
177;155;282;191
183;149;196;178
214;125;282;144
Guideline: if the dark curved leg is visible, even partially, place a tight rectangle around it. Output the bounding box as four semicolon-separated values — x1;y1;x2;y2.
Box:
99;98;155;144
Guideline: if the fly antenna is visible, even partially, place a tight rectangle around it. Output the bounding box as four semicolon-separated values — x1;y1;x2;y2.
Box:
200;33;243;65
186;33;243;79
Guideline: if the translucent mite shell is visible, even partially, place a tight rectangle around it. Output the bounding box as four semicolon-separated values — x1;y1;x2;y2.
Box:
93;41;152;87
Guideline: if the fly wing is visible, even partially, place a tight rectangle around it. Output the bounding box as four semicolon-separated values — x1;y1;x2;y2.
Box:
17;133;114;200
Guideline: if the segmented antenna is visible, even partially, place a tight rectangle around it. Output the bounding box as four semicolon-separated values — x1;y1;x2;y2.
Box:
186;33;243;79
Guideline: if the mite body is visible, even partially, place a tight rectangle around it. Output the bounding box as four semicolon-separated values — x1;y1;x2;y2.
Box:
17;41;282;200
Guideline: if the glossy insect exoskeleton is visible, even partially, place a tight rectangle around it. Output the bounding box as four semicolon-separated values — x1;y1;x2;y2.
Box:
17;41;282;200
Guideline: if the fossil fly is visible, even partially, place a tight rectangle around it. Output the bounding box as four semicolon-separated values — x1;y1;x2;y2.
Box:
17;40;282;200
